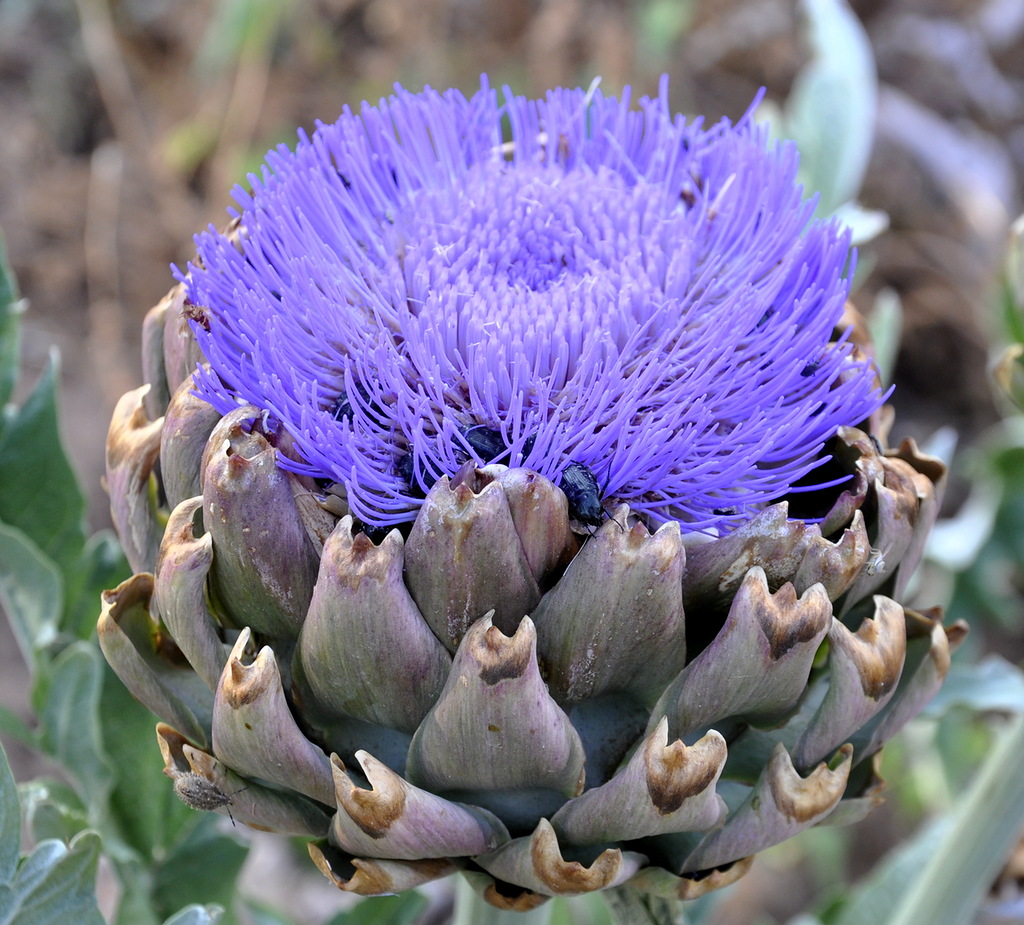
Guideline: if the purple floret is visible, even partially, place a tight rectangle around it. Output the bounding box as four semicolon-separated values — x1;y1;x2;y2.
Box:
180;76;885;532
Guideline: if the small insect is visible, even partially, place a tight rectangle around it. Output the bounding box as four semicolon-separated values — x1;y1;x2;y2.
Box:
170;770;246;825
461;425;506;463
559;461;606;529
182;299;211;332
800;359;822;377
713;507;739;516
864;545;889;577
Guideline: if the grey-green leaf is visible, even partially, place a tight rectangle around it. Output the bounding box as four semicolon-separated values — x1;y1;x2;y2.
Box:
785;0;876;215
0;352;86;578
0;742;20;883
37;643;114;811
0;524;63;671
162;904;225;925
0;232;23;411
0;831;105;925
322;891;428;925
151;817;245;924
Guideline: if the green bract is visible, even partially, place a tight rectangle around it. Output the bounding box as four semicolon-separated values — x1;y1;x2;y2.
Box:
99;276;960;911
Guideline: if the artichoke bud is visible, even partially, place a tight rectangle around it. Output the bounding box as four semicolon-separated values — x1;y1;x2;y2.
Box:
98;80;962;908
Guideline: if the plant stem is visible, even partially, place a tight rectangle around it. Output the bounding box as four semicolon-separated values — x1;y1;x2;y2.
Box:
450;875;555;925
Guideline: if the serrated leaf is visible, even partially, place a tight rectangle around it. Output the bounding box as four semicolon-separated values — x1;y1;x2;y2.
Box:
162;904;225;925
0;742;20;883
0;233;23;411
151;816;247;924
1;831;105;925
37;644;114;811
0;351;87;580
0;523;63;673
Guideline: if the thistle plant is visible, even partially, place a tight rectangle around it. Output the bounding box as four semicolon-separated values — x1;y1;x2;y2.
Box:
99;79;960;919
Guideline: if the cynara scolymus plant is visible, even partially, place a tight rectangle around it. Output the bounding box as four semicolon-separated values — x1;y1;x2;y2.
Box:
99;79;961;918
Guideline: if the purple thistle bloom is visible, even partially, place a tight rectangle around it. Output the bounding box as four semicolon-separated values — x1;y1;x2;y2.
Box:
181;77;884;532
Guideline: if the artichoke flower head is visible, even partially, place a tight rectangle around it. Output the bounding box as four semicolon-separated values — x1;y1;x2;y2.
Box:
100;78;963;912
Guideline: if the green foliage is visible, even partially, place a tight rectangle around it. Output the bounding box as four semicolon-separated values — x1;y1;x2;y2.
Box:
322;892;428;925
0;740;106;925
995;216;1024;408
762;0;888;247
0;238;254;924
785;0;875;218
943;424;1024;630
161;905;225;925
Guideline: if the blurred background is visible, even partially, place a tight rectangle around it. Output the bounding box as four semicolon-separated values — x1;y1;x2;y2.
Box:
1;0;1023;922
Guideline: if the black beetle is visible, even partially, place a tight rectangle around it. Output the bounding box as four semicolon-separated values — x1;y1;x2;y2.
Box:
352;519;392;544
332;394;354;421
332;383;378;423
462;425;506;462
559;461;606;528
395;451;444;499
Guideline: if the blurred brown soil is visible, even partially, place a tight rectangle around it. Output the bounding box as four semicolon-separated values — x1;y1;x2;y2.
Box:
0;0;1022;921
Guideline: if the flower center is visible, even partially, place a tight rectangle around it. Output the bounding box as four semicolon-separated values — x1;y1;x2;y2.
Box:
386;162;694;402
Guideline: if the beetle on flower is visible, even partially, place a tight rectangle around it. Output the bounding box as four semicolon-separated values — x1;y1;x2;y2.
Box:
100;77;962;916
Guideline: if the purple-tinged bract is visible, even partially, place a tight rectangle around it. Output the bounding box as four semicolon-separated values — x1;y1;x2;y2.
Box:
182;78;884;531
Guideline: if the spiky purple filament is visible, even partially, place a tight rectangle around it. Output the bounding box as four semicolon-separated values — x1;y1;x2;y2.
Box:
182;78;884;532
